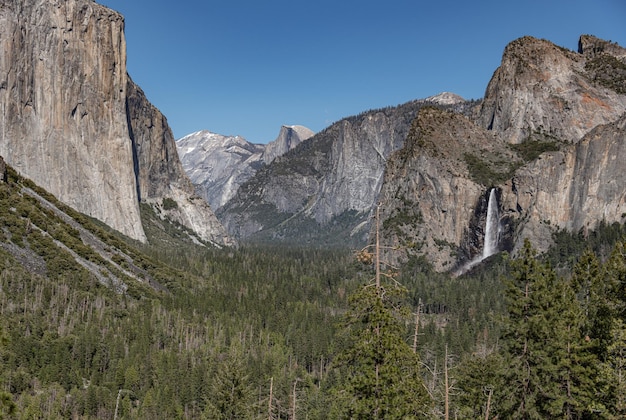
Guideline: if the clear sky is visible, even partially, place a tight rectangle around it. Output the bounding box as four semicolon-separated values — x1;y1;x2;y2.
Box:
99;0;625;144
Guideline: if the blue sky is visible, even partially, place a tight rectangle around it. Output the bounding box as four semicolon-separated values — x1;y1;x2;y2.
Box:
99;0;625;144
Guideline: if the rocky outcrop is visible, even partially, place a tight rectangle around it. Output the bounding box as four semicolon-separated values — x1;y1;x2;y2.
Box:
477;36;626;144
0;0;145;241
176;125;313;210
424;92;466;106
473;35;626;255
579;34;626;61
0;0;232;246
126;81;234;246
376;108;626;273
261;125;315;164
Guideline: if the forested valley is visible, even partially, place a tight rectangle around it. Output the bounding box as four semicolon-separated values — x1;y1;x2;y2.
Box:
0;165;625;419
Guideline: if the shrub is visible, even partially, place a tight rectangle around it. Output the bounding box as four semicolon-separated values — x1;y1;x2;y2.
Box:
162;197;178;210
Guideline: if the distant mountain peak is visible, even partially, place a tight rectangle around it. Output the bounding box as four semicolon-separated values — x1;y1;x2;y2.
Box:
176;125;314;210
262;125;315;164
424;92;466;105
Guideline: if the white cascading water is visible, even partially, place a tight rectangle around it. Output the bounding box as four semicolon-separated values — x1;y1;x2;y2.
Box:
482;188;499;259
455;188;499;275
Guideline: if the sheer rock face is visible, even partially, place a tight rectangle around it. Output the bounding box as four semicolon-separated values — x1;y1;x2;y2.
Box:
0;0;145;241
261;125;315;165
475;35;626;256
176;125;313;211
217;101;432;244
477;36;626;144
0;0;232;246
126;81;234;247
504;113;626;252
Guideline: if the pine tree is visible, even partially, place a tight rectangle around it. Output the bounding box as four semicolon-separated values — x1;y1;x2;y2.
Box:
456;348;506;419
602;319;626;417
572;249;616;357
599;240;626;417
498;240;600;419
0;325;15;418
203;341;256;419
331;282;431;419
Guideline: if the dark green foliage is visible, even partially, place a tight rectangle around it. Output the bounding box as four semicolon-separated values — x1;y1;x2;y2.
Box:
464;135;561;186
585;53;626;94
203;342;257;419
497;241;600;417
509;138;561;162
161;197;178;210
331;283;431;418
456;350;506;419
545;220;626;272
457;238;626;419
602;319;626;416
463;152;515;186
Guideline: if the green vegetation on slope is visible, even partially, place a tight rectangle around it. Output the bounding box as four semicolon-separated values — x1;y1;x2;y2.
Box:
0;160;625;418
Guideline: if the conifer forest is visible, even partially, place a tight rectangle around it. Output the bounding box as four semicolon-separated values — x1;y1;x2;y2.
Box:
1;164;626;419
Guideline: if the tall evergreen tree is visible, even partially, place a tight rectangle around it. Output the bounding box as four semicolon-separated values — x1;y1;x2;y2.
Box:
330;282;431;419
603;240;626;319
203;341;256;419
456;349;506;419
573;249;617;358
602;318;626;417
599;240;626;417
498;240;600;419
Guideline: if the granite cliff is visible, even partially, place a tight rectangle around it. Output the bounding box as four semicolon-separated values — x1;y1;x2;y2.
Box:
176;125;314;210
476;35;626;144
213;34;626;270
375;35;626;271
217;95;474;245
503;112;626;254
375;107;516;271
0;0;232;246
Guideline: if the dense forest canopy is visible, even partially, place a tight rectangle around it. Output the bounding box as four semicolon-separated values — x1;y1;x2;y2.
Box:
0;164;625;418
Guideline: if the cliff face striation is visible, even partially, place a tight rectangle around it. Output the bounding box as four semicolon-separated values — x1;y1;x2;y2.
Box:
176;125;313;210
0;0;144;240
0;0;232;246
503;113;626;253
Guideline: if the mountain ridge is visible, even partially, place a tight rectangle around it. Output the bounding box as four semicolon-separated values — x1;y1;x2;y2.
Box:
176;125;314;210
216;97;477;245
375;34;626;271
208;34;626;271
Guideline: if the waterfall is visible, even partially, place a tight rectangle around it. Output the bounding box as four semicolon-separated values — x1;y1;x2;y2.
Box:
482;188;499;259
454;188;500;276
